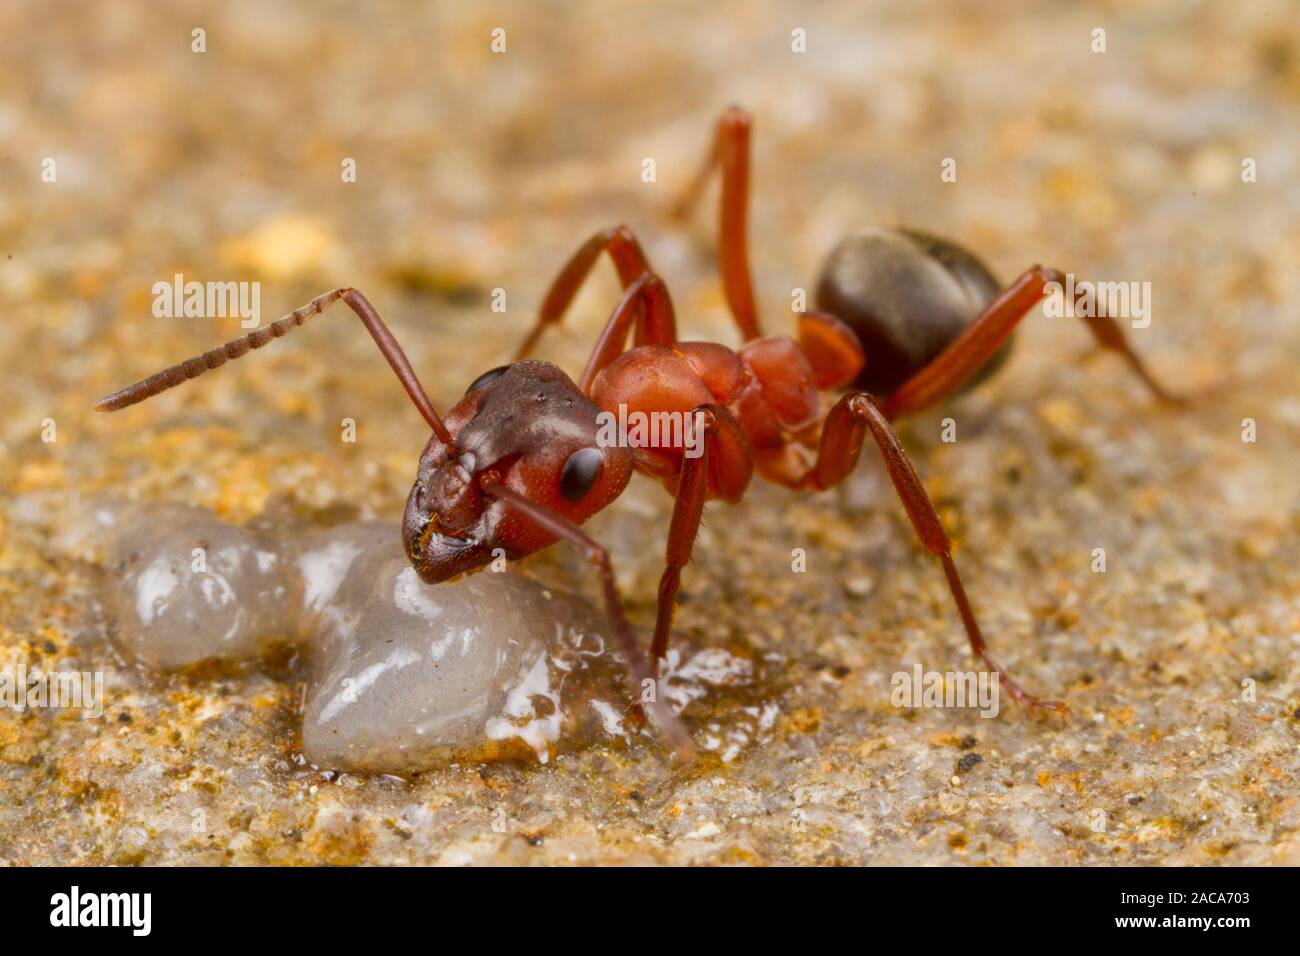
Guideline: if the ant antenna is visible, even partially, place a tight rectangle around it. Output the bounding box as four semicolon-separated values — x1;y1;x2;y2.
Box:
94;288;453;445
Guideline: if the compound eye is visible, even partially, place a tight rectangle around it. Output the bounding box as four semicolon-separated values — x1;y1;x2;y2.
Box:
466;365;510;394
559;447;604;503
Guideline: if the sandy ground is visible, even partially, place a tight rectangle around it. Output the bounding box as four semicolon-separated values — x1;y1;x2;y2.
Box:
0;0;1297;865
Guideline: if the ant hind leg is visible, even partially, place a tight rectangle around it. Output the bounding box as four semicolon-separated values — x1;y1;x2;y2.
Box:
882;266;1182;420
807;392;1067;713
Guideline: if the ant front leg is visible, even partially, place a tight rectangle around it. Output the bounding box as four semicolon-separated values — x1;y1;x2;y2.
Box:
881;266;1182;420
808;393;1066;713
651;406;752;669
669;106;761;342
577;271;679;393
515;225;655;361
478;475;694;757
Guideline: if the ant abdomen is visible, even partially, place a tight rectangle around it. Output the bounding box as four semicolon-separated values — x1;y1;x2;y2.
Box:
814;226;1014;397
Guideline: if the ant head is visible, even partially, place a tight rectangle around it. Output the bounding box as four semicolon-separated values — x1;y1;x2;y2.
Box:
402;360;633;582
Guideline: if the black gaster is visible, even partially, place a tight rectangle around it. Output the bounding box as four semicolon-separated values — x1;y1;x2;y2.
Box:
814;226;1014;398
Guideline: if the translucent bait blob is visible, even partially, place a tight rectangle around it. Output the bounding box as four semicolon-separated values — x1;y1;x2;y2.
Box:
75;501;761;773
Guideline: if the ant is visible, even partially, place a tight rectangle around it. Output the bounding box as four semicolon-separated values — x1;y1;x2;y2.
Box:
95;106;1178;756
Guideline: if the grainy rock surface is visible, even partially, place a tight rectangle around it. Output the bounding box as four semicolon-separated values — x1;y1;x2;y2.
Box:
1;0;1297;865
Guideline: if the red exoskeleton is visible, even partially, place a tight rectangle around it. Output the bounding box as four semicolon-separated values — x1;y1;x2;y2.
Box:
95;107;1178;754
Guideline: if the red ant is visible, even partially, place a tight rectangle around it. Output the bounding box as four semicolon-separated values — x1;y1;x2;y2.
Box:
95;106;1178;755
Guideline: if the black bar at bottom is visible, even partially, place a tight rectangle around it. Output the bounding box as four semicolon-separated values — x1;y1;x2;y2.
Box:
0;864;1282;942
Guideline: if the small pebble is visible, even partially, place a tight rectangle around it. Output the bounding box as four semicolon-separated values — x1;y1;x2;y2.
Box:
957;752;983;774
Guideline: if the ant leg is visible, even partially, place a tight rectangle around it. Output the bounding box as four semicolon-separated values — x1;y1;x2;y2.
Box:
577;272;679;393
515;225;654;360
478;475;695;757
807;392;1066;713
650;407;752;669
882;266;1181;420
94;288;453;444
669;106;761;341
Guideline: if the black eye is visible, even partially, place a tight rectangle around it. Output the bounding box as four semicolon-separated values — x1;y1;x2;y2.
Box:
559;447;604;503
466;365;510;394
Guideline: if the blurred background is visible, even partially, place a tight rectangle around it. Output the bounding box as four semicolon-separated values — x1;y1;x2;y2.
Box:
5;0;1295;455
1;1;1297;865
